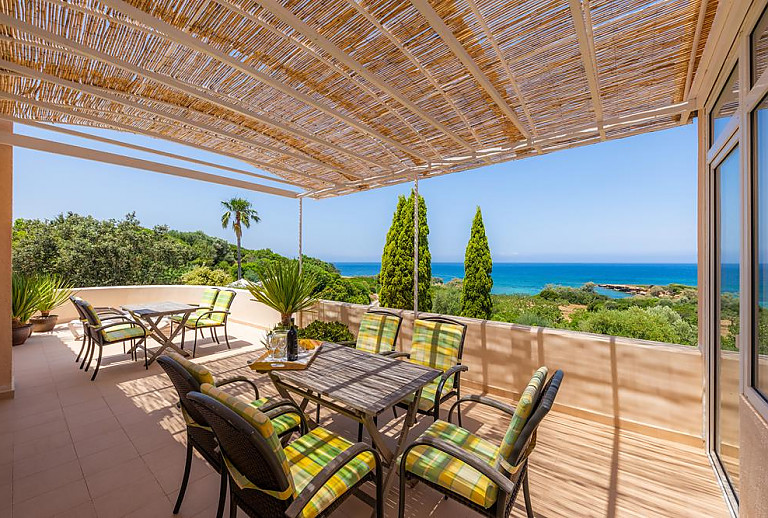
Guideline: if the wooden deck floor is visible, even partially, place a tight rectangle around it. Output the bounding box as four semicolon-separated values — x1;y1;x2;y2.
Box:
0;323;729;517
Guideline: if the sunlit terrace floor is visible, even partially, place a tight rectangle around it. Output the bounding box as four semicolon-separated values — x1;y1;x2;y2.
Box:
0;322;729;518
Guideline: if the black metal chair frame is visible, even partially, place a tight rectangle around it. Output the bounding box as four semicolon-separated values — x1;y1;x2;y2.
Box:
156;355;306;518
186;391;384;518
386;315;469;425
398;370;564;518
180;289;236;357
74;298;150;381
70;296;130;366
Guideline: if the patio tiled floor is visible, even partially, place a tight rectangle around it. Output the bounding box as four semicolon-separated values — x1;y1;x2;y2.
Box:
0;322;730;517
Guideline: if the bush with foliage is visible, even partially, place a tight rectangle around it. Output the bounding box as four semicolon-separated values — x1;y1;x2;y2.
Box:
461;207;493;319
432;284;462;316
491;295;563;328
539;283;607;305
181;266;233;286
569;305;697;345
297;320;354;343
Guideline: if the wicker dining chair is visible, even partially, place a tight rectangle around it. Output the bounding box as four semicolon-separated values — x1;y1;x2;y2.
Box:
186;384;384;518
74;298;150;381
387;316;469;424
157;353;306;517
69;296;131;366
398;367;564;518
169;287;220;336
180;289;236;357
318;310;402;439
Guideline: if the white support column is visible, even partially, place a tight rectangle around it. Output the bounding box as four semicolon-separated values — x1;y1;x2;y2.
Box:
413;172;419;316
298;197;303;274
0;120;13;398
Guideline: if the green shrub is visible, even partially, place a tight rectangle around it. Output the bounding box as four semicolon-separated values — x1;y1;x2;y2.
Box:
181;266;233;286
491;295;563;326
432;285;462;316
298;320;354;342
570;305;697;345
539;283;607;305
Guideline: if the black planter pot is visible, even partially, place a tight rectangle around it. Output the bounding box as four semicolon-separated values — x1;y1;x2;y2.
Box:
12;324;33;346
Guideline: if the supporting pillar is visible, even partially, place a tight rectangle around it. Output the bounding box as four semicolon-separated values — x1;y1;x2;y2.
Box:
0;121;13;398
413;172;419;316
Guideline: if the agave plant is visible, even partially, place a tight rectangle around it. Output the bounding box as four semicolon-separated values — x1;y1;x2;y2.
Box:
12;273;42;327
36;274;76;317
246;260;318;327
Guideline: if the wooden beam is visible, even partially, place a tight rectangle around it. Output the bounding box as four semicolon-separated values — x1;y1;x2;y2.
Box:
100;0;429;163
0;116;305;188
237;0;473;152
0;89;312;184
680;0;711;123
2;12;384;174
0;131;299;197
409;0;530;141
0;59;345;186
569;0;605;139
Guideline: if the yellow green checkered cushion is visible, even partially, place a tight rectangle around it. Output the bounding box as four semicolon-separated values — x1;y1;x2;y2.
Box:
211;290;235;323
251;397;302;436
165;352;215;386
285;427;376;518
409;320;464;392
102;323;147;342
495;367;547;474
184;317;225;328
404;420;499;508
400;378;442;412
201;384;293;493
356;312;400;354
77;299;102;326
170;288;220;323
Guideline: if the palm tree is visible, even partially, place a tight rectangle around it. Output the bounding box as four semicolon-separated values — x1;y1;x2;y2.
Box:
221;198;260;280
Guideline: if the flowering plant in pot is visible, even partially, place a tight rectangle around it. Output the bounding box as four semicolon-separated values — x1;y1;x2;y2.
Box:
246;260;318;327
12;273;42;345
31;274;76;333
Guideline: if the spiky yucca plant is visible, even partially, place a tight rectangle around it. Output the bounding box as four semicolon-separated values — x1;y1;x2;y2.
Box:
246;260;318;327
36;274;76;317
12;273;42;327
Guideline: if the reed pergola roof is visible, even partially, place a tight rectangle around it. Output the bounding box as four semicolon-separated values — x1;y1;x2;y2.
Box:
0;0;718;198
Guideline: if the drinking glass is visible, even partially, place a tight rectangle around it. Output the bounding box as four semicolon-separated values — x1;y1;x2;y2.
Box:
271;330;288;360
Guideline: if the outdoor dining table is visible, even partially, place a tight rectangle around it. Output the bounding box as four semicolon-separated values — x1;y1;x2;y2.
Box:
122;301;197;365
267;342;441;512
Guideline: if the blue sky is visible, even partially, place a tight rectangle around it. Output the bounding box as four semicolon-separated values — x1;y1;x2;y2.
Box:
12;121;697;263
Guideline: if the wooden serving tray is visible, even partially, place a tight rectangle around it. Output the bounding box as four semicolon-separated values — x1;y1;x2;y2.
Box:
247;340;323;372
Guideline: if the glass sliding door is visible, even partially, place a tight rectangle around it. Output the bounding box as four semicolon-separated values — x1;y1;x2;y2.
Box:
714;146;741;496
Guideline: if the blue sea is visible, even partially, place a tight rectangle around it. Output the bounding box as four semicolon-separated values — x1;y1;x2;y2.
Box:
334;262;699;298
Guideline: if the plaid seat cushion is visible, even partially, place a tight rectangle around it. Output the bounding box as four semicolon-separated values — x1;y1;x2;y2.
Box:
284;427;376;518
251;397;302;436
184;317;224;328
165;352;215;386
102;324;147;342
400;378;442;412
170;311;206;323
171;288;220;323
404;420;499;508
495;367;548;475
409;319;463;378
356;312;400;354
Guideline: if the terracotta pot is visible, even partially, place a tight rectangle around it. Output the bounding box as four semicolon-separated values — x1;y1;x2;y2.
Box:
30;314;58;333
12;324;33;346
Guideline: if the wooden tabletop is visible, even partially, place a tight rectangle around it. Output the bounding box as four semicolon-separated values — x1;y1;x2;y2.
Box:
122;301;197;317
272;343;441;415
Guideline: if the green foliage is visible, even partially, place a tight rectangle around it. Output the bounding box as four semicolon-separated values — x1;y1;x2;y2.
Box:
13;213;193;286
539;283;607;305
461;207;493;319
569;305;697;345
12;273;42;326
297;320;354;342
491;295;563;328
318;277;371;305
221;197;260;280
36;274;76;315
379;191;432;311
432;284;463;316
168;230;234;266
180;266;233;287
246;260;318;326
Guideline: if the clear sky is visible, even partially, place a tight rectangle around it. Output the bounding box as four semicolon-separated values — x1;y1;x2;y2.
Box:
11;121;697;263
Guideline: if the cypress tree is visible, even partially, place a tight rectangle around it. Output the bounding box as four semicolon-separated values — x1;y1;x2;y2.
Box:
461;207;493;319
379;190;432;311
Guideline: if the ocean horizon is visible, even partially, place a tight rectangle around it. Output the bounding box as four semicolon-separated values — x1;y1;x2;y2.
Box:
334;262;699;297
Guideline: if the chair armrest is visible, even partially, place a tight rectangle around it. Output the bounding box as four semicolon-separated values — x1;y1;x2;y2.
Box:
285;443;382;518
92;319;146;333
382;351;409;359
402;436;516;495
435;365;468;401
192;310;230;324
448;394;515;424
216;376;260;399
337;340;356;347
262;402;309;435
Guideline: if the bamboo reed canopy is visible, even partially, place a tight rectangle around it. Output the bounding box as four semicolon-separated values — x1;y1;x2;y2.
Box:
0;0;718;198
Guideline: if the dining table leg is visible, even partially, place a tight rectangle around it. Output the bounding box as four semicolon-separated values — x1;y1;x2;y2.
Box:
134;313;192;365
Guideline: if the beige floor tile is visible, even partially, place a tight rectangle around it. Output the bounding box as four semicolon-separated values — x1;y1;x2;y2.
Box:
73;428;130;459
83;457;152;499
13;459;83;504
13;431;73;463
92;475;167;518
78;443;140;478
67;415;122;444
13;443;78;480
52;501;98;518
13;479;91;518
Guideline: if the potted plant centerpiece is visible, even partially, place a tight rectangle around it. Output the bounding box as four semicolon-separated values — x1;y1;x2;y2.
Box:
31;274;76;332
246;260;318;328
12;273;42;345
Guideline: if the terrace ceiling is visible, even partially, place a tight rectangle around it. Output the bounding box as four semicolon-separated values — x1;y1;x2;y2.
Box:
0;0;718;198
